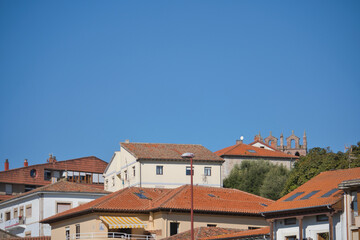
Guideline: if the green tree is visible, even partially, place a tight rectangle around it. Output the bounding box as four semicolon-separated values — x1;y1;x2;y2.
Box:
223;160;289;200
281;142;360;196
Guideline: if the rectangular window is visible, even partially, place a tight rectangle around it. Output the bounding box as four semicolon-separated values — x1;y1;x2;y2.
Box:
170;222;179;236
76;224;80;239
204;167;211;176
14;208;18;218
124;170;128;180
186;166;194;176
57;203;71;213
20;206;24;217
133;166;136;177
92;173;99;184
5;211;10;221
26;205;32;218
207;224;217;227
285;236;296;240
284;218;296;225
5;184;12;195
112;176;115;187
44;170;52;181
65;227;70;240
156;166;163;175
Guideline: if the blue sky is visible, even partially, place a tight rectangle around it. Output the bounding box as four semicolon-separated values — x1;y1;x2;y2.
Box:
0;1;359;170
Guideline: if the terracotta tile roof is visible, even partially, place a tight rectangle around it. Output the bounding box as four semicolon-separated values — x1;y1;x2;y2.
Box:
263;167;360;214
42;185;274;223
2;180;109;203
162;227;245;240
121;143;224;162
215;143;298;159
0;156;107;185
200;227;270;240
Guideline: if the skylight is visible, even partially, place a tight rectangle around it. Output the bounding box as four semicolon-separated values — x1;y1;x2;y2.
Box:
300;190;320;200
260;203;268;207
321;188;338;198
208;194;216;198
134;192;151;200
247;150;256;153
284;192;304;201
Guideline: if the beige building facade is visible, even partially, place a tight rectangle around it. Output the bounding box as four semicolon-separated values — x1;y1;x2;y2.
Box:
104;142;224;191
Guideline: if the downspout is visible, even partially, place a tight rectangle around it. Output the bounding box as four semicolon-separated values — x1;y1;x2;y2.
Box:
39;193;44;236
345;194;349;240
140;161;142;188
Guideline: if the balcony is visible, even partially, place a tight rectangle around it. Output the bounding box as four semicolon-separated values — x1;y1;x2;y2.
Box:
5;216;25;230
70;232;155;240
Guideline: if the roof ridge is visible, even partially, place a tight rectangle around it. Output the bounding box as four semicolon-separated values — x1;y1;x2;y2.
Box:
156;185;189;209
122;142;203;146
93;187;131;209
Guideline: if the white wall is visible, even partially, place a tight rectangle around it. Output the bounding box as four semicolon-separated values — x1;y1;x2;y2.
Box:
0;192;106;237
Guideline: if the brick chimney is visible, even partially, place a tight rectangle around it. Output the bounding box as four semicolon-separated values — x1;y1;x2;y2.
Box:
4;159;9;171
236;136;244;145
24;159;28;167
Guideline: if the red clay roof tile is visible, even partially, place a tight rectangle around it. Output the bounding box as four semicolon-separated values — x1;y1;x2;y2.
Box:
121;143;224;162
162;227;245;240
0;156;107;186
215;143;298;159
264;167;360;213
42;185;274;223
200;226;270;240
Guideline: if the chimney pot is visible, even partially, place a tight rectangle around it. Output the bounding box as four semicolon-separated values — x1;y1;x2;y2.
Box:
24;159;28;167
4;159;9;171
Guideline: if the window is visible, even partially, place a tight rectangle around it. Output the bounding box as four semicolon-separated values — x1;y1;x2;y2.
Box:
124;170;128;180
133;166;136;177
204;167;211;176
248;226;260;230
105;179;109;189
26;205;32;218
44;170;52;181
14;208;18;218
76;224;80;239
5;211;10;221
112;176;115;187
20;206;24;217
65;227;70;240
25;185;36;192
207;224;217;227
284;192;304;201
25;231;31;237
57;202;71;213
317;232;329;240
93;173;99;184
156;166;163;175
284;218;296;225
186;166;194;176
285;236;296;240
170;222;179;236
5;184;12;195
316;214;329;222
30;169;37;178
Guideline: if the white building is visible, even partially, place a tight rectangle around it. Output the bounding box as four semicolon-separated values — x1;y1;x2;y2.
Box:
104;141;224;191
262;167;360;240
0;180;109;237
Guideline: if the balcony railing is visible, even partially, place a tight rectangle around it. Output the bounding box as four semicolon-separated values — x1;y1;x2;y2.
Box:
5;216;25;229
71;232;155;240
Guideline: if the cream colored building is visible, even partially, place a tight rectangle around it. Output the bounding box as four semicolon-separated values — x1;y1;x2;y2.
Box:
42;185;274;240
104;142;224;191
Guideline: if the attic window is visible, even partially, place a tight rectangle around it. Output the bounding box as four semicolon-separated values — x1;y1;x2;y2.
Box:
260;146;265;149
30;169;37;178
284;192;304;201
321;188;338;198
300;190;320;200
247;150;257;153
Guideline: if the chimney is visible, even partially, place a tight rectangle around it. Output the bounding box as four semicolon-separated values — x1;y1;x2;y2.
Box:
4;159;9;171
236;136;244;145
24;159;28;167
125;139;130;143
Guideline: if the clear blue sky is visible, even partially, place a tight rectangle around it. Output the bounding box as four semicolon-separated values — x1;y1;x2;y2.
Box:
1;1;359;170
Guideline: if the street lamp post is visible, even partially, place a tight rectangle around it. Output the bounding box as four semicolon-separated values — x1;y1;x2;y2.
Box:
181;152;195;240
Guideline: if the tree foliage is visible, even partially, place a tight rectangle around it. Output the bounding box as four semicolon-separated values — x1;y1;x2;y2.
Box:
281;142;360;196
223;160;289;200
